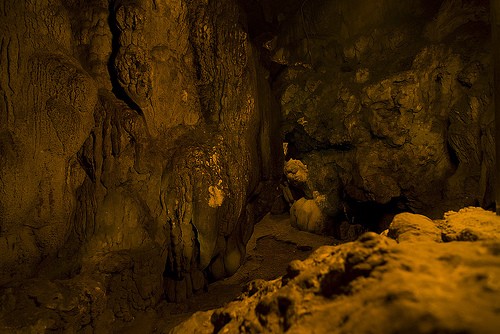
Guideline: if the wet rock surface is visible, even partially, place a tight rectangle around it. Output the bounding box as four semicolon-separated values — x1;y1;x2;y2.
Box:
172;208;500;334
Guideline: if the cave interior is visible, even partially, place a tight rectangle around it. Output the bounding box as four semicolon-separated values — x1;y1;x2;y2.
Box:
0;0;500;333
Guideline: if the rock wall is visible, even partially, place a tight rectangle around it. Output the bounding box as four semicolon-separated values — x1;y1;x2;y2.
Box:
0;0;496;331
255;0;494;234
0;0;282;331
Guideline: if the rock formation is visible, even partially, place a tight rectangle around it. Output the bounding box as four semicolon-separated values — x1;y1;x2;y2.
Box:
258;0;495;233
0;0;497;332
172;207;500;334
0;0;282;331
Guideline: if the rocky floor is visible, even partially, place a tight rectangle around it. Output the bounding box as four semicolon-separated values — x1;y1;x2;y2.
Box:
170;207;500;334
119;214;336;333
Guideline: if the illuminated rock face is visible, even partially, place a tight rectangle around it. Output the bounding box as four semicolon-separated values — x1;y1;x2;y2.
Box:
0;1;99;286
267;0;494;232
0;0;496;332
0;0;282;330
172;208;500;334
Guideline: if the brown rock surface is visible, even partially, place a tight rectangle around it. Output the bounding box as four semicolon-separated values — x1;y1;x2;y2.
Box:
388;212;442;242
266;0;494;230
172;208;500;334
0;0;498;332
0;0;282;331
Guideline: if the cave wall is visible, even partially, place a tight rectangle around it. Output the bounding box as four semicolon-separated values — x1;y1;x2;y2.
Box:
257;0;495;235
0;0;282;331
0;0;496;331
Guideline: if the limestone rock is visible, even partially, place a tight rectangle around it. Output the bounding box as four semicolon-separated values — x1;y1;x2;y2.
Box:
112;0;201;136
0;0;497;332
388;212;442;243
0;0;98;286
0;0;282;331
273;0;493;227
0;276;108;333
441;207;500;241
290;197;325;234
172;209;500;333
284;159;310;194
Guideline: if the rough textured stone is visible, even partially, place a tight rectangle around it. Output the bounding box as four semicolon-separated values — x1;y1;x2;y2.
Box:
0;0;98;287
263;0;494;232
441;207;500;241
0;0;497;332
172;208;500;334
388;212;442;243
0;0;282;331
290;195;326;234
